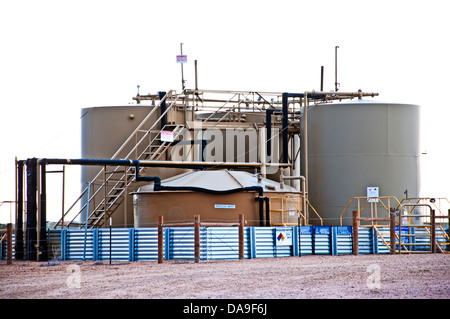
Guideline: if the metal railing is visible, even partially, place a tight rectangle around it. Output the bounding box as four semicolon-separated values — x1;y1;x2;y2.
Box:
340;196;402;226
344;198;450;254
268;195;323;226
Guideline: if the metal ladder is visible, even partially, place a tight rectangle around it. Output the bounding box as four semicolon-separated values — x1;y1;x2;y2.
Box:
56;90;186;229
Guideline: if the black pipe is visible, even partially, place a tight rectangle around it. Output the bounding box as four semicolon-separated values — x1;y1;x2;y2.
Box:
265;109;281;158
264;197;271;227
278;92;327;163
257;197;265;227
320;66;324;91
266;109;272;157
135;162;264;195
39;163;48;261
26;158;37;261
22;157;269;227
282;93;289;164
158;91;167;128
15;160;24;260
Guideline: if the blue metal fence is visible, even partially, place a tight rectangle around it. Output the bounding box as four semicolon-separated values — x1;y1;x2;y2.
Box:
1;225;447;262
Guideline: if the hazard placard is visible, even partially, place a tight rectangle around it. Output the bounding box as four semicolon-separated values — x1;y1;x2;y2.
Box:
275;228;293;246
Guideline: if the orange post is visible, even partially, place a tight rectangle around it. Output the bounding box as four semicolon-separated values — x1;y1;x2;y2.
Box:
430;210;436;253
239;214;244;260
390;211;396;254
194;215;200;263
7;223;12;265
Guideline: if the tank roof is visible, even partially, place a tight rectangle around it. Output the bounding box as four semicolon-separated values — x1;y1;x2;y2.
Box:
316;99;418;106
135;169;299;193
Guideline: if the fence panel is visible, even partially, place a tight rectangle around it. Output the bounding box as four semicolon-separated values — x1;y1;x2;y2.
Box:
168;227;208;260
334;226;353;255
133;228;158;261
298;226;313;255
253;227;294;258
314;226;331;255
64;229;94;260
374;227;391;254
358;227;373;254
97;228;130;261
205;227;251;261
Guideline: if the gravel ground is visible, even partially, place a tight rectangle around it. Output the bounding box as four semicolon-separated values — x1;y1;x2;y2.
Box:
1;253;449;299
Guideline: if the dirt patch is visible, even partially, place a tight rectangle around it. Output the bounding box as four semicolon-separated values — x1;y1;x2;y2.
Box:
1;254;449;299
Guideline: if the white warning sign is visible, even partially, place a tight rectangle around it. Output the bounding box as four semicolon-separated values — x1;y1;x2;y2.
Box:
275;228;293;246
367;187;379;202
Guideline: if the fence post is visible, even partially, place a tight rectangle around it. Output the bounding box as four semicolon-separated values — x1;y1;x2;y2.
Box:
430;209;436;253
293;227;299;256
93;229;99;261
331;227;337;256
164;228;170;261
352;211;359;255
250;227;257;259
158;216;164;264
129;228;135;262
371;227;378;254
7;223;12;265
239;214;244;260
390;211;396;254
61;229;67;261
194;215;200;263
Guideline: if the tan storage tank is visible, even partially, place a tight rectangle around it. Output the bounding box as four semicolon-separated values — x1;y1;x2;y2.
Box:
80;104;189;226
132;170;302;227
301;100;420;226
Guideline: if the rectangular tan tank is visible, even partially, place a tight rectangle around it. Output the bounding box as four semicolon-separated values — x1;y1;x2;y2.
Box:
133;191;260;227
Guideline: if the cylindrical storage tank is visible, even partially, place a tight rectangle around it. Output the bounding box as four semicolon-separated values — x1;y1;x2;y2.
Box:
132;170;301;227
301;100;420;226
80;105;188;227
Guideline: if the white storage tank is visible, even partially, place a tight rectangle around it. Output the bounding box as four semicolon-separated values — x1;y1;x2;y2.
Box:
301;100;421;226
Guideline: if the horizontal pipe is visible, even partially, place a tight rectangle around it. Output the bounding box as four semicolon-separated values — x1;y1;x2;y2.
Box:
134;162;264;196
134;89;378;102
36;158;290;168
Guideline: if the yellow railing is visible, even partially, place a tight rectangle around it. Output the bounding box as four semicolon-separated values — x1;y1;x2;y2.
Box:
340;196;402;226
269;195;323;226
397;197;450;223
344;197;450;253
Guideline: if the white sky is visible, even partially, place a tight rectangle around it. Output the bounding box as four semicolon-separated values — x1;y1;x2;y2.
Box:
1;0;449;223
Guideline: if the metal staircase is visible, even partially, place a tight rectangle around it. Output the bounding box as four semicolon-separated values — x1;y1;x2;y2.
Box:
84;123;185;228
56;90;186;229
